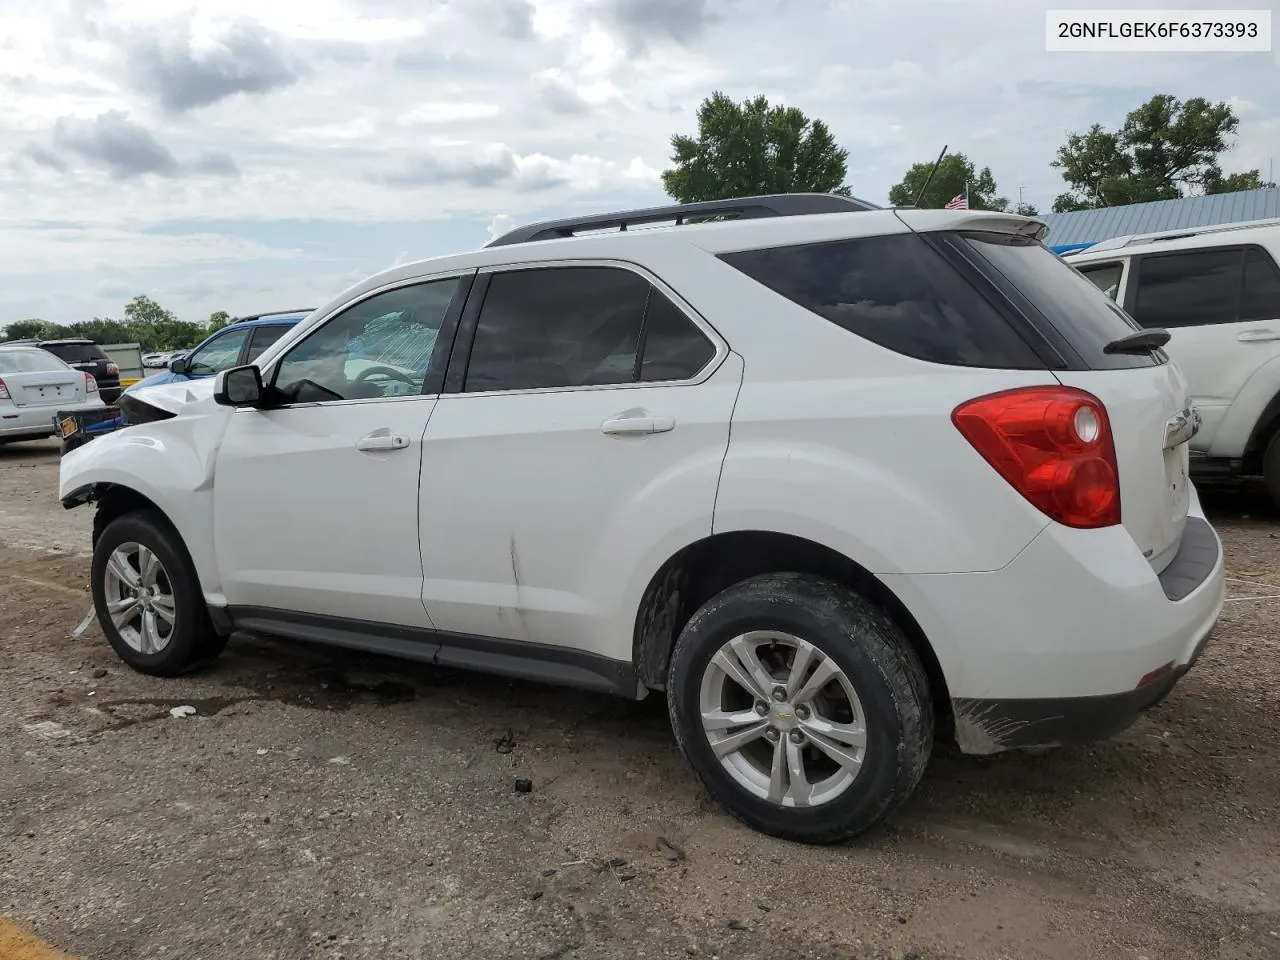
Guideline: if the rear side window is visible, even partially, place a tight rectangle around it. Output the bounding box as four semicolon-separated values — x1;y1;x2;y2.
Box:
1133;249;1242;328
1242;247;1280;321
463;266;717;392
963;234;1158;370
718;233;1043;369
41;343;108;363
639;293;715;382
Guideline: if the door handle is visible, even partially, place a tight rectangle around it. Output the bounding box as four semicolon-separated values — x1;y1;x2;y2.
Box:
601;414;676;436
1237;329;1280;342
355;430;410;452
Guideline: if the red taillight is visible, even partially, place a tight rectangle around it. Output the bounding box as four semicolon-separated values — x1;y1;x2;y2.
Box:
106;363;119;375
952;386;1121;529
0;377;9;400
84;373;99;393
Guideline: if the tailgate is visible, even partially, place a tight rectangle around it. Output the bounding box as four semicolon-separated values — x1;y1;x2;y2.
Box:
1054;365;1192;572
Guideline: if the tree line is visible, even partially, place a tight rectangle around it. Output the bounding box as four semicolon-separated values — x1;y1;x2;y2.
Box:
661;91;1275;216
3;297;230;352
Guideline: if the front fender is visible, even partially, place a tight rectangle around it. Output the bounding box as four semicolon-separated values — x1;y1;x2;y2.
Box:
59;403;234;598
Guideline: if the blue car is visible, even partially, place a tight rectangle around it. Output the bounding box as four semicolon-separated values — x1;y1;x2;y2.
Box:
126;310;313;394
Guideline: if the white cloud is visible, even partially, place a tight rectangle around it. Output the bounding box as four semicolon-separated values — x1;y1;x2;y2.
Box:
2;0;1276;324
487;214;517;242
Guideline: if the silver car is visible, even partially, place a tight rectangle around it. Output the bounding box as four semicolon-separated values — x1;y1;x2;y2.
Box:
0;345;106;444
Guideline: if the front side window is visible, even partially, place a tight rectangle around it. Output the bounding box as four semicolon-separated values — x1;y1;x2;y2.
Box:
1133;249;1242;328
186;327;252;377
1076;261;1124;302
272;277;461;404
245;324;291;363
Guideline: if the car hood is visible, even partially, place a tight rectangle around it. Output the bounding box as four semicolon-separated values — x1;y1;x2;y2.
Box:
127;370;181;392
123;377;217;417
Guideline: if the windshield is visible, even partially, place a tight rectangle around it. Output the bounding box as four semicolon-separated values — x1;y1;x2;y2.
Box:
0;349;70;374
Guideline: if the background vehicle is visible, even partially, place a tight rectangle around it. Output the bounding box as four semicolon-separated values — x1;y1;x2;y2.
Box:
127;311;311;393
35;339;120;402
60;195;1223;844
1066;219;1280;507
0;345;105;443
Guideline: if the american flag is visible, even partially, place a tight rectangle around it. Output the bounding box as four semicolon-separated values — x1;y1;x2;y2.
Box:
944;192;968;210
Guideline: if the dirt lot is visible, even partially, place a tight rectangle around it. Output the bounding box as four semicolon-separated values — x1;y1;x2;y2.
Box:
1;438;1278;960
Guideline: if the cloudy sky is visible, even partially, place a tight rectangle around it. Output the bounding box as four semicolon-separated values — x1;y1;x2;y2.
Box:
1;0;1277;328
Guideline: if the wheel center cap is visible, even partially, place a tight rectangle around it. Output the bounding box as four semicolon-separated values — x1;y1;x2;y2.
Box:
770;702;799;731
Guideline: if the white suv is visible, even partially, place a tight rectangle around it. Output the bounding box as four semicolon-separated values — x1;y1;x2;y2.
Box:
59;194;1224;843
1067;219;1280;507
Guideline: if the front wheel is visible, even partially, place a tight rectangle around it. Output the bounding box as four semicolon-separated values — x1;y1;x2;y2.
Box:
667;573;934;844
91;510;226;676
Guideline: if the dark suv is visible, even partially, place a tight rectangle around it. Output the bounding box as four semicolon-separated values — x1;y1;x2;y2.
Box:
37;339;121;402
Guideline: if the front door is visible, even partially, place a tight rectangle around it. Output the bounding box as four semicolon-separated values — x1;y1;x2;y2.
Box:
417;264;741;664
213;274;468;627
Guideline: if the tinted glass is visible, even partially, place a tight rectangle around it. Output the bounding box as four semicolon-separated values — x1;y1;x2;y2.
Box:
964;234;1158;369
1242;247;1280;322
274;277;460;403
187;327;252;376
245;324;291;362
0;349;68;374
465;267;649;392
1076;261;1123;301
720;233;1043;369
639;293;715;381
1134;249;1242;328
41;343;109;363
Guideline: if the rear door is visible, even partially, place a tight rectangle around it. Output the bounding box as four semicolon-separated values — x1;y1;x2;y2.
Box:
417;263;739;663
0;350;85;407
957;232;1192;572
1120;245;1280;455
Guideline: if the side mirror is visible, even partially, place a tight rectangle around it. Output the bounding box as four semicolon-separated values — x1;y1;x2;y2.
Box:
169;356;189;375
214;365;264;407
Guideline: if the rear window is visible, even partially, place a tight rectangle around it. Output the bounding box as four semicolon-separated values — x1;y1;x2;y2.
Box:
41;342;109;363
963;234;1160;369
718;233;1044;369
0;349;68;374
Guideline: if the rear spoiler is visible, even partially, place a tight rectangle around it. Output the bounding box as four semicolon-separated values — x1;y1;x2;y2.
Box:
893;209;1048;242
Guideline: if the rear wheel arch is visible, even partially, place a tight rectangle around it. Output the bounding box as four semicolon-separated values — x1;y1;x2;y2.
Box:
631;530;950;717
1245;387;1280;469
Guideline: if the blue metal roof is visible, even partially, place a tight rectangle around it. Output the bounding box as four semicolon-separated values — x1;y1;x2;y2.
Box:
1040;187;1280;248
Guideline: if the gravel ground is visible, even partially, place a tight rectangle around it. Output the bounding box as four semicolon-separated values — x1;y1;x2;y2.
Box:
2;438;1278;960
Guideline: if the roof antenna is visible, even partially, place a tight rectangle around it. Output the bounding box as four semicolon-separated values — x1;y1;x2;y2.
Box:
909;144;948;209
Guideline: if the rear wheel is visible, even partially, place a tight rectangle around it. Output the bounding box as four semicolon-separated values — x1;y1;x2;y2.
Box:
91;510;226;676
666;573;934;844
1265;431;1280;510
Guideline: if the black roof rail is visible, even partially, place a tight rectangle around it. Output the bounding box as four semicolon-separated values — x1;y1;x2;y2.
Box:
485;192;881;247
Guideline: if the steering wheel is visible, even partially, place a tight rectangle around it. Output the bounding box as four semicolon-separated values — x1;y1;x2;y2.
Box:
354;364;418;386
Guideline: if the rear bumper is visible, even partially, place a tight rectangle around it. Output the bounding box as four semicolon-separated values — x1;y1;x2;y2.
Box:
1;399;106;438
884;488;1224;753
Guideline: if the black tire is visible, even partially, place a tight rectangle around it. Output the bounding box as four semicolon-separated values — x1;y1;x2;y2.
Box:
91;509;225;676
666;573;934;844
1265;430;1280;511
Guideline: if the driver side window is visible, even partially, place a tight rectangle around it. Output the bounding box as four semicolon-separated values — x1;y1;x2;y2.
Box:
272;277;463;404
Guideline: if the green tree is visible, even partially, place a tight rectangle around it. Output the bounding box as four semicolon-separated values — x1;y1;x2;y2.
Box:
1013;202;1040;217
2;318;67;341
1206;170;1276;194
662;92;850;203
1051;95;1275;212
207;310;231;333
888;153;1006;211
